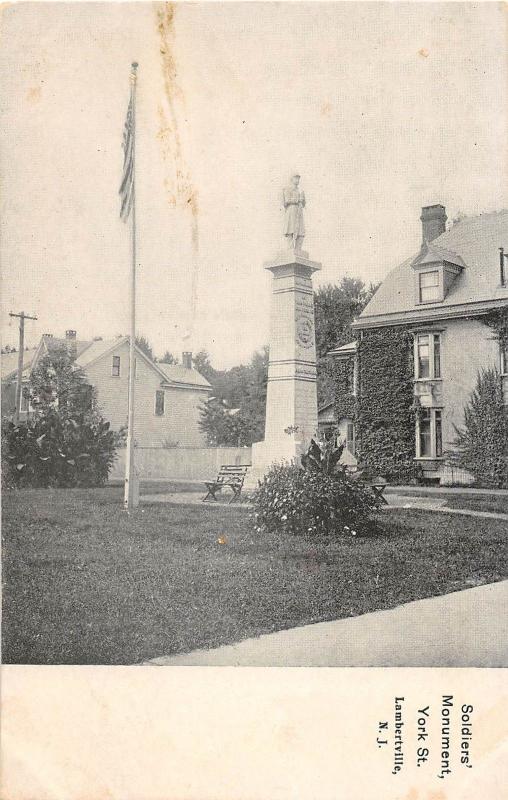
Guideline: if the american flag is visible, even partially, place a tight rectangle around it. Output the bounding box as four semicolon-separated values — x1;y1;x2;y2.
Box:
119;95;134;221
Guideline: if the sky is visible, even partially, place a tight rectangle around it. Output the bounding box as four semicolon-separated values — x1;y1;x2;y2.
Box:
1;1;507;368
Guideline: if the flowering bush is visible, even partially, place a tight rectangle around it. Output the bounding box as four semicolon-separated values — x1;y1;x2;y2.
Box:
253;440;380;537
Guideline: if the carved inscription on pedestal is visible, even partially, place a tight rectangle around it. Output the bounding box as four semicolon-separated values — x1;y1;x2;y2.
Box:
295;295;314;349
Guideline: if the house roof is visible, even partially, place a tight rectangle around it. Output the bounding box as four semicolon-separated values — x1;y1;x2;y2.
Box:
76;339;211;389
1;348;37;380
43;336;94;359
328;340;358;357
354;210;508;328
75;338;123;368
412;241;466;269
158;362;211;389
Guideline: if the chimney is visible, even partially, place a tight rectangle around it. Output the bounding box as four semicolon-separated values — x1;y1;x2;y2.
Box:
182;351;192;369
65;330;77;340
420;204;447;245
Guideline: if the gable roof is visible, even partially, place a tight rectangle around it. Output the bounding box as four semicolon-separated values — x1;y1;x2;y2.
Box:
354;209;508;328
75;337;125;368
76;338;211;390
158;362;211;389
412;241;466;269
43;336;93;359
328;340;358;357
1;348;37;381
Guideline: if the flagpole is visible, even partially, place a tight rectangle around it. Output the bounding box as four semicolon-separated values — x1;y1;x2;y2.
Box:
124;61;139;511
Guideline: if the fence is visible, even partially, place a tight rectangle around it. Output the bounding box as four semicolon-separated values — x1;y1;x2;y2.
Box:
110;446;252;482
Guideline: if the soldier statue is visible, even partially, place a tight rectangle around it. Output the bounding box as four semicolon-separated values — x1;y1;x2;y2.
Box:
283;173;305;251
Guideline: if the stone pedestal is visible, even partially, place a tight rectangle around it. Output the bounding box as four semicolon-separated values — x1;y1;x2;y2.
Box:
247;249;321;488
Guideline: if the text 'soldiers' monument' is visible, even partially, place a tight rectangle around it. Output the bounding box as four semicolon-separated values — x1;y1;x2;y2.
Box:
249;174;321;483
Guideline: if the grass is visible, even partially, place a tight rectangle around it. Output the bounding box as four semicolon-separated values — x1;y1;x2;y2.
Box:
2;488;507;665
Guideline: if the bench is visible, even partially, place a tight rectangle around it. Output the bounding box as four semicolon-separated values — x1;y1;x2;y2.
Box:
202;465;249;504
349;468;389;505
367;481;389;505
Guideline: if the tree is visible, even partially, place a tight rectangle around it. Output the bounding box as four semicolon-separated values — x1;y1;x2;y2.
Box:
198;399;249;446
199;347;268;446
452;367;508;488
135;335;155;361
2;345;117;488
160;351;179;365
314;278;379;406
192;350;218;382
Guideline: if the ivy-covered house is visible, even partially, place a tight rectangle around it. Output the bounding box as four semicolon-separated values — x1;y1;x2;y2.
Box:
331;205;508;484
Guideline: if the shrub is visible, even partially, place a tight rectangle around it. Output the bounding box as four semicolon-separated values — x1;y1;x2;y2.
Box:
452;367;508;488
2;345;118;488
2;410;118;489
253;439;380;537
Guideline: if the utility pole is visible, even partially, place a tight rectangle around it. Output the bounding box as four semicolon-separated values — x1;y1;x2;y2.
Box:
8;311;37;422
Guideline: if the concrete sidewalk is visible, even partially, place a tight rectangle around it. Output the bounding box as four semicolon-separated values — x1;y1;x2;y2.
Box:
385;494;508;521
144;580;508;667
386;485;508;496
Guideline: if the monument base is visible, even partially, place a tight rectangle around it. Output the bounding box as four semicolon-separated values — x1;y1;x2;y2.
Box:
244;435;306;491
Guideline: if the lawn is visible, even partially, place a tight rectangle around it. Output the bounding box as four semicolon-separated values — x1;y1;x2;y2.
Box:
2;488;507;665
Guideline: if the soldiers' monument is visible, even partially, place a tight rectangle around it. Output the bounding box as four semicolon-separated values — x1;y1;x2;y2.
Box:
249;174;321;484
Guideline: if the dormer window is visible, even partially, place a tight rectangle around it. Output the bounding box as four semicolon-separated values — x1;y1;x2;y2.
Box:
412;241;465;305
419;271;440;303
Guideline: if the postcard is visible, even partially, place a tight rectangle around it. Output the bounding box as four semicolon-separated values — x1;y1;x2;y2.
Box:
1;2;507;798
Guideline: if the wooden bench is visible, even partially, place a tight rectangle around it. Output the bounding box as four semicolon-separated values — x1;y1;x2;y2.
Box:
349;468;389;505
367;481;389;505
202;465;249;504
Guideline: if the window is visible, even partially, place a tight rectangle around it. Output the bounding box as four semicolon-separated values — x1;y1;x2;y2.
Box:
501;342;508;376
417;335;430;378
415;333;441;379
419;270;440;303
435;410;443;457
155;390;165;416
112;356;121;377
419;409;432;456
346;422;356;456
417;408;444;458
433;335;441;378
